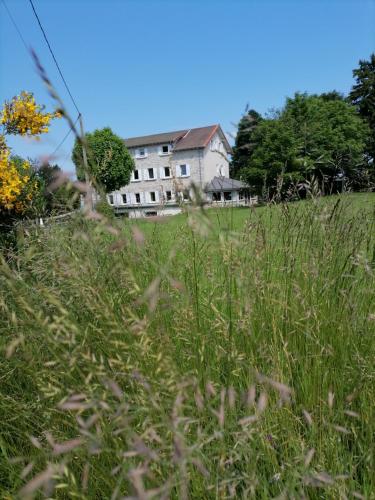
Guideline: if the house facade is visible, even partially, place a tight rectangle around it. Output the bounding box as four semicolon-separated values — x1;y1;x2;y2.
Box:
108;124;248;217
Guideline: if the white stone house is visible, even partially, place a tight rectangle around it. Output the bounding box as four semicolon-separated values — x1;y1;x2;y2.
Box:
108;124;248;218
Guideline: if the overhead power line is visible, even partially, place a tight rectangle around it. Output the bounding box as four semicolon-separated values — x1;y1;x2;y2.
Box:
0;0;29;52
28;0;81;115
51;114;81;158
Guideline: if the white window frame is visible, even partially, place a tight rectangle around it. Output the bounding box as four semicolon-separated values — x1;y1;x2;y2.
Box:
134;192;141;204
177;164;190;178
164;190;173;202
131;169;141;182
135;147;148;159
159;144;171;156
145;191;159;204
144;167;157;181
159;166;172;179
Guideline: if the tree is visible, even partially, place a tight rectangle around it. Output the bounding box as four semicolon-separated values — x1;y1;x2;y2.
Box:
349;54;375;161
230;108;263;178
237;93;370;198
0;91;60;219
72;127;134;193
33;162;79;214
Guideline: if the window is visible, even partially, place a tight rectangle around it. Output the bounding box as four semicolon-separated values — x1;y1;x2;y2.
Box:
122;194;127;204
146;211;157;217
182;190;189;201
138;148;146;157
132;169;140;182
148;168;155;179
160;144;170;155
109;195;114;205
164;166;171;178
180;164;187;176
178;164;190;177
135;193;141;203
165;190;172;201
212;192;221;201
239;191;244;200
150;191;156;202
224;191;232;201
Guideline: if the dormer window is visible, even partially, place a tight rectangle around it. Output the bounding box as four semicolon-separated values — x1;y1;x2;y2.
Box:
136;147;147;158
159;144;170;155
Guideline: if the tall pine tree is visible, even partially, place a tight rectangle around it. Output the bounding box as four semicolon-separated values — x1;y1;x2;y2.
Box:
349;54;375;161
230;108;262;178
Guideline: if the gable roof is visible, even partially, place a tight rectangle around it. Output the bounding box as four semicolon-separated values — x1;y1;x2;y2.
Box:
205;176;247;192
124;124;232;153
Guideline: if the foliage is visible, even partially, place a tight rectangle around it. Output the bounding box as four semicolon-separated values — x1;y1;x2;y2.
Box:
230;108;263;178
33;162;80;215
236;93;370;197
349;53;375;161
72;127;135;193
1;91;61;137
95;198;115;219
0;91;61;219
0;194;375;497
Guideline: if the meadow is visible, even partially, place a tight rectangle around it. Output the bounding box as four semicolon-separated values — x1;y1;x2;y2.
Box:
0;193;375;498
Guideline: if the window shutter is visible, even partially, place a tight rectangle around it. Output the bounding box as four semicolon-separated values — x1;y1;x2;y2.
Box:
186;164;191;176
155;191;160;202
176;165;181;177
159;167;164;179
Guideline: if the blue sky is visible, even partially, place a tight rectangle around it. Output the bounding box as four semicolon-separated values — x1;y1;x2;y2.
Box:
1;0;374;174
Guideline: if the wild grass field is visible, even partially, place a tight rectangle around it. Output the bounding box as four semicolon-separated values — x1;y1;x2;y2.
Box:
1;193;375;498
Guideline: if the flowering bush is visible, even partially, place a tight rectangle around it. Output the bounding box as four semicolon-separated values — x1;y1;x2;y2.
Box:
0;91;60;217
1;91;61;137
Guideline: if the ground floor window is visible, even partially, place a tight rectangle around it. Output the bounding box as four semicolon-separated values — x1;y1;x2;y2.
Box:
150;191;156;202
109;195;114;204
165;190;172;201
223;191;232;201
145;211;157;217
212;192;221;201
122;194;127;204
135;193;141;203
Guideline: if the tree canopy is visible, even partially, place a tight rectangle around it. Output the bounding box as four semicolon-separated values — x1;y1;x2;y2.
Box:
230;108;263;178
72;127;134;193
233;93;370;197
349;53;375;161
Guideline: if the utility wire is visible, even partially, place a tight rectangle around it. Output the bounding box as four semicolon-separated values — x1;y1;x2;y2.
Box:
0;0;30;53
51;114;80;158
28;0;81;115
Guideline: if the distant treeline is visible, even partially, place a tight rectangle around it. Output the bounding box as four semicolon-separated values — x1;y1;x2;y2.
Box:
231;54;375;198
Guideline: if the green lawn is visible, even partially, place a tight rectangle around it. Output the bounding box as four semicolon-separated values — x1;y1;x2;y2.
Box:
0;192;375;498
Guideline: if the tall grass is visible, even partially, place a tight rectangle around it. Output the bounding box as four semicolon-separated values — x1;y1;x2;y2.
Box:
0;193;374;498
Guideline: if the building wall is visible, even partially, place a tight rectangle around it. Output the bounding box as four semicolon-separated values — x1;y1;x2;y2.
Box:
202;131;230;183
110;145;204;208
108;132;231;216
